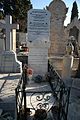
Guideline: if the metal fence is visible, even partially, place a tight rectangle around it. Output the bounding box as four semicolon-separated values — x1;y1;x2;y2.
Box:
15;63;70;120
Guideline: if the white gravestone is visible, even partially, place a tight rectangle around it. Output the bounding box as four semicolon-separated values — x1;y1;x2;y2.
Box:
27;9;51;77
0;15;22;73
27;9;50;43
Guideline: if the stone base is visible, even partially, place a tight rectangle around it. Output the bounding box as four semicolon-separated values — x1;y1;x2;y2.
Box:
0;51;22;73
28;41;49;77
49;56;79;77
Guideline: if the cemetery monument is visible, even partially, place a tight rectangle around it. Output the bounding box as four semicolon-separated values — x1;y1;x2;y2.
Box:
47;0;79;77
47;0;68;56
0;15;22;73
27;9;51;77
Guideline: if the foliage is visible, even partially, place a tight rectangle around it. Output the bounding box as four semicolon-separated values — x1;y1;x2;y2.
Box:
0;0;32;32
71;1;78;22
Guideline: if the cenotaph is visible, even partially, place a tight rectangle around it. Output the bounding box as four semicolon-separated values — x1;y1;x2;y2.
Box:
27;9;51;77
0;15;22;73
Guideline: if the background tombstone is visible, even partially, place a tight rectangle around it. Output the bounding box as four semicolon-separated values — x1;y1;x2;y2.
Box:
69;26;79;42
27;9;50;77
47;0;68;56
0;15;22;73
67;17;80;48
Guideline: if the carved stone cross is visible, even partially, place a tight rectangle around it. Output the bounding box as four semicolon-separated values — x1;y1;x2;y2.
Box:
0;15;19;51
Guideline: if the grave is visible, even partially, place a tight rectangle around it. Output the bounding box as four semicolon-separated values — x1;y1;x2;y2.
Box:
27;9;51;77
0;15;22;73
47;0;79;77
46;0;68;77
0;16;22;118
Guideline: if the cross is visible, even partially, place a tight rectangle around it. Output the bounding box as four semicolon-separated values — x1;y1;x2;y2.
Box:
0;15;19;51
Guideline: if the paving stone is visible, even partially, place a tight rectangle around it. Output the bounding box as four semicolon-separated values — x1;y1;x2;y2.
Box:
0;73;21;118
67;78;80;120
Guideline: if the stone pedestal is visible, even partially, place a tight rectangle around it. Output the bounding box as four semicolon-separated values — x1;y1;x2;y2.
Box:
49;56;78;77
62;55;74;79
0;51;22;73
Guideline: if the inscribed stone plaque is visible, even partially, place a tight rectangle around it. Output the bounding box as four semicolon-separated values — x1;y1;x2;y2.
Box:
27;9;51;42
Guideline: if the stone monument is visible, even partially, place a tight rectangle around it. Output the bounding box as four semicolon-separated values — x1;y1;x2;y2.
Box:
66;17;80;46
47;0;68;56
0;15;22;73
47;0;79;77
27;9;50;77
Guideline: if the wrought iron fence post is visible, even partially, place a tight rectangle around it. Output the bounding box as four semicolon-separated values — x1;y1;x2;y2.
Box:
15;88;18;120
65;87;71;120
58;88;63;120
23;65;28;120
23;90;26;120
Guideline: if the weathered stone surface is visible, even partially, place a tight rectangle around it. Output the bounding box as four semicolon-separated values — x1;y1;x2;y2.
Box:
49;56;79;77
0;51;22;73
48;0;68;56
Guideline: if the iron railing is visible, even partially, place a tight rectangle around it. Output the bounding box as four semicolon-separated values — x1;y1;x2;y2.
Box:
15;63;70;120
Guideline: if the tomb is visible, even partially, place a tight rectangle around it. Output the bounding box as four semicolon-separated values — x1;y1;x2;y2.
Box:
27;9;50;77
47;0;79;77
0;15;22;73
